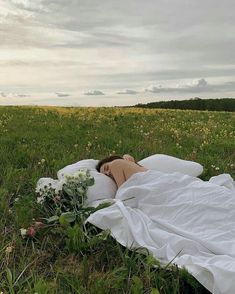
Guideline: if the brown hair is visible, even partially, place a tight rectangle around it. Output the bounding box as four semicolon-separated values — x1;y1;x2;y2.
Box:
96;155;123;172
96;154;143;172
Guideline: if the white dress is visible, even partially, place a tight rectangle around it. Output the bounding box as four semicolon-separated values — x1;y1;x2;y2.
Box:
87;170;235;294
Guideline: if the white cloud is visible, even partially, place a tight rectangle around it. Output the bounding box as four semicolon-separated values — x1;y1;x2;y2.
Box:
10;0;48;12
144;79;235;94
117;89;138;95
0;91;7;97
15;94;30;97
84;90;105;96
0;0;36;24
145;78;209;93
55;92;70;97
182;78;208;89
0;0;235;106
0;91;30;98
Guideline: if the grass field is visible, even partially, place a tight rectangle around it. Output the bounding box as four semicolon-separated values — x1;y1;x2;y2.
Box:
0;105;234;293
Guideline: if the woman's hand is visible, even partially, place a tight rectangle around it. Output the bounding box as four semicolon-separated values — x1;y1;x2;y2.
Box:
123;154;135;162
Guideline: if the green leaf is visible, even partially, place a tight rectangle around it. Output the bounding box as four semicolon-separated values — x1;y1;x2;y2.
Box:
45;215;59;223
131;275;143;294
96;229;111;241
59;212;76;226
86;177;95;186
150;288;160;294
93;202;112;211
6;267;13;284
146;253;160;267
62;186;74;196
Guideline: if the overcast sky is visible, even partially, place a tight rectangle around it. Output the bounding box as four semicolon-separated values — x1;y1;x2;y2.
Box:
0;0;235;106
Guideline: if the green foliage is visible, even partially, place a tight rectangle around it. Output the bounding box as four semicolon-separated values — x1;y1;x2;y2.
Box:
14;194;37;227
130;275;144;293
33;278;52;294
151;289;160;294
6;267;15;294
0;105;232;293
59;212;77;226
65;222;111;255
134;98;235;112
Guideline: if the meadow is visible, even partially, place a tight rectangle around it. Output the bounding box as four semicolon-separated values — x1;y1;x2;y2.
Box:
0;105;234;294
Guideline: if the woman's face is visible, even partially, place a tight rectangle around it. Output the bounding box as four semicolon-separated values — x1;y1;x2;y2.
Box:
100;162;115;181
100;162;110;176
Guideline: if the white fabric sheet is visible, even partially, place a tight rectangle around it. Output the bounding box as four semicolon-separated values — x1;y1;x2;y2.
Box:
86;170;235;294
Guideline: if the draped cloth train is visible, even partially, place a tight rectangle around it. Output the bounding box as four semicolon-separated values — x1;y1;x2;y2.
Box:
86;170;235;294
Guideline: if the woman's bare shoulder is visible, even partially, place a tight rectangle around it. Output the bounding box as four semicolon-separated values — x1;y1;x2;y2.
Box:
110;159;133;166
109;159;123;168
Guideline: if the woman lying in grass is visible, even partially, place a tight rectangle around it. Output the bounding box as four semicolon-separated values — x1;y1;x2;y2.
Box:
96;154;148;188
92;154;235;294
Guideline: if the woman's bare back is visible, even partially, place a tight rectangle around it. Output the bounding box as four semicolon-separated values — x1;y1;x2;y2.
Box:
109;159;148;188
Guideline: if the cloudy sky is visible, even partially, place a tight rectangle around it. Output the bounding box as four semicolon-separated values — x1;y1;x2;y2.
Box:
0;0;235;106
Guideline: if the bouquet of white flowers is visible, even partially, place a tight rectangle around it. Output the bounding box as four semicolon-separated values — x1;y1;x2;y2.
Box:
20;168;112;240
35;169;95;224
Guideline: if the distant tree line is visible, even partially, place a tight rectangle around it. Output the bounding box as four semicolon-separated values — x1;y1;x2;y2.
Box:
131;98;235;112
